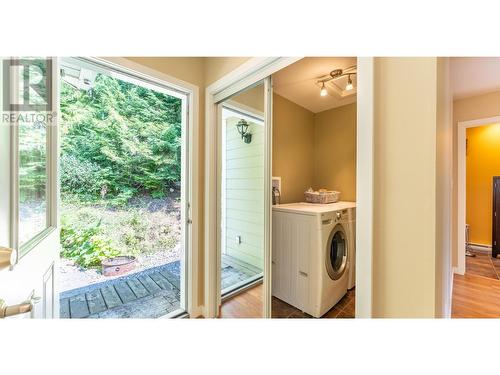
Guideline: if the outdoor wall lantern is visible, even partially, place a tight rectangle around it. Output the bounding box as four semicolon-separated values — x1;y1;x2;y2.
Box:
236;119;252;144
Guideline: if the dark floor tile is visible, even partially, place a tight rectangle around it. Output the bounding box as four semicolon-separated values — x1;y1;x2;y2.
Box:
323;306;342;318
336;309;355;319
342;298;355;316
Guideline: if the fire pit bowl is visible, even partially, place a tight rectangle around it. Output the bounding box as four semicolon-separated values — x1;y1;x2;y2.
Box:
102;256;137;277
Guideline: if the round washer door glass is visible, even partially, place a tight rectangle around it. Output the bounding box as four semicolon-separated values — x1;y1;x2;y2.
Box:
326;225;348;280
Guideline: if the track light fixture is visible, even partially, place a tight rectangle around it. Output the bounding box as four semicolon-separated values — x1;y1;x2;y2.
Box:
317;66;357;96
320;82;328;97
345;74;353;91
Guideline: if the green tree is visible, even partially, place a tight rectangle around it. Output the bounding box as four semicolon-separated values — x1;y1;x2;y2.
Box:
60;73;182;204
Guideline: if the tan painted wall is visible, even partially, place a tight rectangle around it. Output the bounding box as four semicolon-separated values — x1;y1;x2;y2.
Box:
313;103;357;201
204;57;251;86
372;57;447;318
231;84;265;113
272;94;315;203
452;90;500;266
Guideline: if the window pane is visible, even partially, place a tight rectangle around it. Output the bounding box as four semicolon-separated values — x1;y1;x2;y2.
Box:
19;118;47;245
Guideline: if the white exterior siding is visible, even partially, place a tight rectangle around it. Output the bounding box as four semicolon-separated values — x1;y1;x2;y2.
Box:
224;115;264;270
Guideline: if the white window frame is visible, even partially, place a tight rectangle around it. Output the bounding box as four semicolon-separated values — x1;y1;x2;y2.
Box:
204;57;375;318
9;57;59;261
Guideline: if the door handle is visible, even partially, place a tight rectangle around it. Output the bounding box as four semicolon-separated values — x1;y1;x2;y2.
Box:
0;293;41;319
0;247;17;271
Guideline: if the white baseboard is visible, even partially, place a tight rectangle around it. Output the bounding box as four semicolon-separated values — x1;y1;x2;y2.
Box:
469;243;492;253
453;266;464;275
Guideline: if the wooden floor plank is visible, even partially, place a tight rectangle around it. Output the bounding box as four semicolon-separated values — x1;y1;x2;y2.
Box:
452;273;500;318
150;272;175;291
159;270;180;290
127;278;150;299
69;294;90;319
60;298;70;319
114;282;137;303
138;275;162;294
86;290;107;315
100;285;123;309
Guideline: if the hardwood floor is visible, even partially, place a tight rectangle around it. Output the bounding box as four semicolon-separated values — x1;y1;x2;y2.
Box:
452;251;500;318
452;273;500;318
220;284;355;318
464;251;500;280
220;284;264;318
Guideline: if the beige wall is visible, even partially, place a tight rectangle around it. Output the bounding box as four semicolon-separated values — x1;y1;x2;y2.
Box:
314;103;357;201
272;94;315;203
231;84;265;113
273;96;357;204
204;57;251;86
372;57;451;318
452;90;500;267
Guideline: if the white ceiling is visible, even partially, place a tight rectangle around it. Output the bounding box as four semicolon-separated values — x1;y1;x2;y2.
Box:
272;57;357;113
451;57;500;100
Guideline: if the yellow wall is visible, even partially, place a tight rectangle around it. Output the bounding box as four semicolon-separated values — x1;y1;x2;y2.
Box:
314;103;357;201
452;90;500;266
372;57;450;318
272;94;315;203
466;123;500;246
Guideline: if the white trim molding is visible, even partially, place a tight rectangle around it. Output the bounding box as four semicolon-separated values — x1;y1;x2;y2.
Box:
457;115;500;275
355;57;374;318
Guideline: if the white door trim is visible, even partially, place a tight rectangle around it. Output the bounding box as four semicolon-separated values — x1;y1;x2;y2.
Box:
456;115;500;275
355;57;374;318
205;57;375;318
86;57;201;317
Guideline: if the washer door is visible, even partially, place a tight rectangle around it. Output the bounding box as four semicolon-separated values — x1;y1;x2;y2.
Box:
326;224;348;280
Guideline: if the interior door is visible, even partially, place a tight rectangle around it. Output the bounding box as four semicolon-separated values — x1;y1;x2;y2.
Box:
0;57;60;319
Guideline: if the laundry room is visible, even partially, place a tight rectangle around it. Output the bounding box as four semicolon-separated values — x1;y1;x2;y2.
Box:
271;57;357;318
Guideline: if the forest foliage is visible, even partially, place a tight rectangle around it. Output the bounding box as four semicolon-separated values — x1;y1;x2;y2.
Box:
60;73;182;205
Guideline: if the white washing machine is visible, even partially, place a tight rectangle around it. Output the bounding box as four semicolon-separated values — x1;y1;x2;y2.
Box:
272;201;356;317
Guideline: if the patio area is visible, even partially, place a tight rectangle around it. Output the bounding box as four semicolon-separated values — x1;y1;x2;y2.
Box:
60;254;262;318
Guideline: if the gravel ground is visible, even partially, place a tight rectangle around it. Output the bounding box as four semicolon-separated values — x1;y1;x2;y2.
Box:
58;195;182;293
58;244;181;292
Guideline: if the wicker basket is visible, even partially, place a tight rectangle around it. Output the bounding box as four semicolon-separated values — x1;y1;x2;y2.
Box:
304;190;340;204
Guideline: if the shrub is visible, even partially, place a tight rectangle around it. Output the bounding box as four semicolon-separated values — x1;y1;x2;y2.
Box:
60;220;120;268
60;154;107;199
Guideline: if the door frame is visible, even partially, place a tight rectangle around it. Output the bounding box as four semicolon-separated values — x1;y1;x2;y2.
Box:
70;57;202;317
493;176;500;258
205;57;375;318
456;116;500;275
